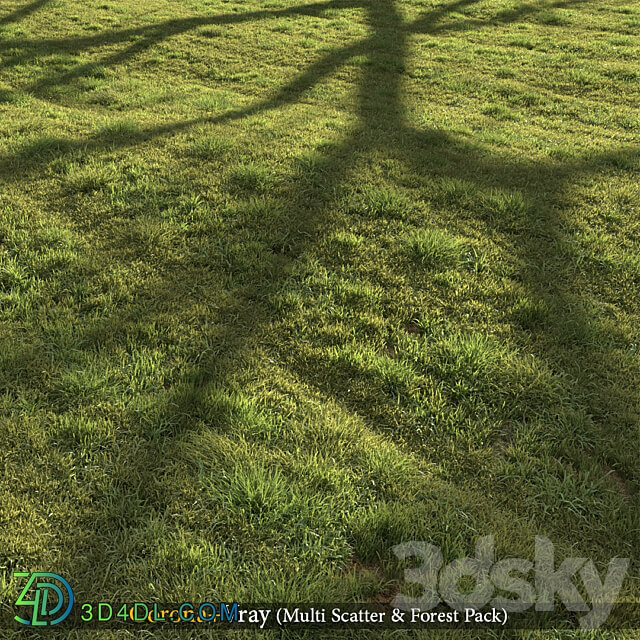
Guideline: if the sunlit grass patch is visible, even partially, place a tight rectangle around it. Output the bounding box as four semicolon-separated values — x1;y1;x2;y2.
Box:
494;66;517;78
345;185;413;219
602;65;640;83
0;257;30;293
189;135;234;160
508;35;535;49
64;160;117;193
481;102;522;121
190;90;236;111
480;188;532;228
567;68;602;87
326;343;420;397
430;177;478;209
407;228;466;270
228;162;274;195
95;119;142;140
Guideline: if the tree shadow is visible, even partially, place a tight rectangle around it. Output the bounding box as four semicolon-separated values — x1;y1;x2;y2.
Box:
0;0;50;27
0;0;358;91
1;0;638;603
0;0;575;104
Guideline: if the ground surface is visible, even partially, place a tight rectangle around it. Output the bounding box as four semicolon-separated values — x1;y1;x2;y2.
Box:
0;0;638;637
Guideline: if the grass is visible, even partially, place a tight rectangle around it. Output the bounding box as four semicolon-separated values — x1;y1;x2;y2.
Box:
0;0;639;637
407;228;466;269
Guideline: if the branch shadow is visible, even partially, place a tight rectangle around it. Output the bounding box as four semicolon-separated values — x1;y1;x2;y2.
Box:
0;0;50;27
0;0;359;71
0;0;579;106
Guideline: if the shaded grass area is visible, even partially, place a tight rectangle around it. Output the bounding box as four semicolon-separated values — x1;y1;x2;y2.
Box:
0;0;639;637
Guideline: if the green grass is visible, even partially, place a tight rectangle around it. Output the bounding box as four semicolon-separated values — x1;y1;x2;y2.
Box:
0;0;639;637
407;228;466;269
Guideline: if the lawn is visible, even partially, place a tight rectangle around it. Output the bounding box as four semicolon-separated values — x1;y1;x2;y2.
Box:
0;0;638;636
